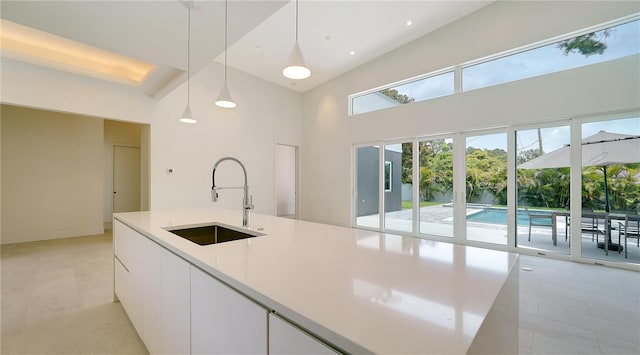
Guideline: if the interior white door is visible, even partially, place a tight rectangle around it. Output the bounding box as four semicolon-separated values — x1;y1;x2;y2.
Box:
113;145;141;213
275;144;297;218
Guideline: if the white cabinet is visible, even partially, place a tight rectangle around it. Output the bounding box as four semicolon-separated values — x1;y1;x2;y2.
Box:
161;248;191;355
115;219;338;355
191;266;267;354
269;313;338;355
114;220;144;335
140;236;162;355
114;255;133;322
114;220;190;355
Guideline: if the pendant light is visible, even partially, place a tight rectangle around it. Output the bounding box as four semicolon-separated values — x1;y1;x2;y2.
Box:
215;0;236;109
282;0;310;80
180;1;197;123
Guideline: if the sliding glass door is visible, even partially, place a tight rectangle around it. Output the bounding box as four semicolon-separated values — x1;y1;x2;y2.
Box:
580;116;639;266
353;114;639;269
515;125;571;255
418;138;454;238
383;142;414;233
465;132;507;246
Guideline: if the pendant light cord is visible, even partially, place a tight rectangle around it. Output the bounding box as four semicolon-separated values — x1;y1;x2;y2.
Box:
295;0;298;42
224;0;228;83
187;3;191;105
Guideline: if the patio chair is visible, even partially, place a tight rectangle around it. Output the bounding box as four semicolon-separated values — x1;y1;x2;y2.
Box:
524;206;554;242
618;214;640;259
578;208;604;243
566;208;603;242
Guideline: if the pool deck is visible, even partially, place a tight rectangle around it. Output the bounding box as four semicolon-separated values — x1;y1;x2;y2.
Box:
356;205;639;265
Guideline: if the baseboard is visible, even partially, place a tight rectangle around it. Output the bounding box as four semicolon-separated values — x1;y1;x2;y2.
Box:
0;226;106;245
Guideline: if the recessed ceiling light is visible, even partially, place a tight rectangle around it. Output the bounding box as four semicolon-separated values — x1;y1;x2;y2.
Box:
406;20;413;26
0;19;155;86
350;51;355;56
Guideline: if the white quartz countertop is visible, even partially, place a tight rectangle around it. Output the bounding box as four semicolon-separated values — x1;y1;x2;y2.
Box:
114;208;519;354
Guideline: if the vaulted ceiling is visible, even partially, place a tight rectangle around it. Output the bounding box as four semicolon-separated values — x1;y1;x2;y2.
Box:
1;1;493;98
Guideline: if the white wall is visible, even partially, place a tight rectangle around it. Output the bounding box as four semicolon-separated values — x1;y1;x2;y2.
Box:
1;58;156;124
1;45;302;225
150;61;302;216
300;1;640;227
1;105;104;244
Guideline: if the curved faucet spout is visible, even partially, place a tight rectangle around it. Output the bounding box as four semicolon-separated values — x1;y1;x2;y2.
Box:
213;157;248;186
211;157;253;226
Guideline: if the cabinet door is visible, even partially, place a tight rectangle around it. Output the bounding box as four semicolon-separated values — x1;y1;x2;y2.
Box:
114;256;133;318
161;248;191;355
140;236;162;355
269;313;338;355
114;220;136;268
114;221;143;335
191;266;268;354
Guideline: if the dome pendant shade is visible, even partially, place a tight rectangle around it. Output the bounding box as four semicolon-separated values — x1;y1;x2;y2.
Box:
282;41;310;80
179;104;197;124
215;81;236;109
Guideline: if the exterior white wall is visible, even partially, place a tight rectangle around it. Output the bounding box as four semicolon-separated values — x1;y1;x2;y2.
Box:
150;61;302;216
1;105;104;244
300;1;640;227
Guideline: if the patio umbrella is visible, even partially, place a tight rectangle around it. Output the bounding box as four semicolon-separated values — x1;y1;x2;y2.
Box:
519;130;640;249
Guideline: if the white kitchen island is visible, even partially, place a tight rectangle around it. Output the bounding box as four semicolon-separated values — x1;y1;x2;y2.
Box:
114;208;519;354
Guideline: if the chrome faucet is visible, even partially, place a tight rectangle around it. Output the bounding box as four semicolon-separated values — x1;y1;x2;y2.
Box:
211;157;254;227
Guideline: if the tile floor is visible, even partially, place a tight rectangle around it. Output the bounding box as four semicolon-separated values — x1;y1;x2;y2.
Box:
1;231;147;354
1;231;639;354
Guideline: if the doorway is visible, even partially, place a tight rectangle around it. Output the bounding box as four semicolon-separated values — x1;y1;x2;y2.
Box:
275;144;298;219
113;145;141;213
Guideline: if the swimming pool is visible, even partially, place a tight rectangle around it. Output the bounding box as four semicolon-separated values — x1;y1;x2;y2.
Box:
467;208;552;225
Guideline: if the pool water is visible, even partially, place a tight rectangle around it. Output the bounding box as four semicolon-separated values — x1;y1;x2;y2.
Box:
467;208;552;225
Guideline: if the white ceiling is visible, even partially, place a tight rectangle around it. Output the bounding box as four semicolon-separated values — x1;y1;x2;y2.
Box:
1;0;493;97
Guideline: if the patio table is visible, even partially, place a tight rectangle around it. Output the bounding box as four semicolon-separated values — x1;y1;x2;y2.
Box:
554;211;625;253
551;211;568;246
604;213;627;255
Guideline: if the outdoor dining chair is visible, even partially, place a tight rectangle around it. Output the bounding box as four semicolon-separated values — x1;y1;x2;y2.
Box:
524;206;554;242
618;214;640;259
572;207;604;243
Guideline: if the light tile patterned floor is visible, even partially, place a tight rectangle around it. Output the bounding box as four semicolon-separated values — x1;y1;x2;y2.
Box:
518;255;640;355
1;232;148;354
1;233;638;354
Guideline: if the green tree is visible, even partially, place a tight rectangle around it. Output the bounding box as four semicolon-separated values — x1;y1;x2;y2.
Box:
557;29;610;57
381;89;415;105
401;143;413;184
465;148;507;204
418;140;453;201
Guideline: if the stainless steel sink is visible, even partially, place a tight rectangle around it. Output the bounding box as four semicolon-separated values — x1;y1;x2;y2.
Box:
166;224;263;246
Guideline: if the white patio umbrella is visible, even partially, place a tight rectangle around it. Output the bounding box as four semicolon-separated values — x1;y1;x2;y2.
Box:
519;130;640;171
519;130;640;249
